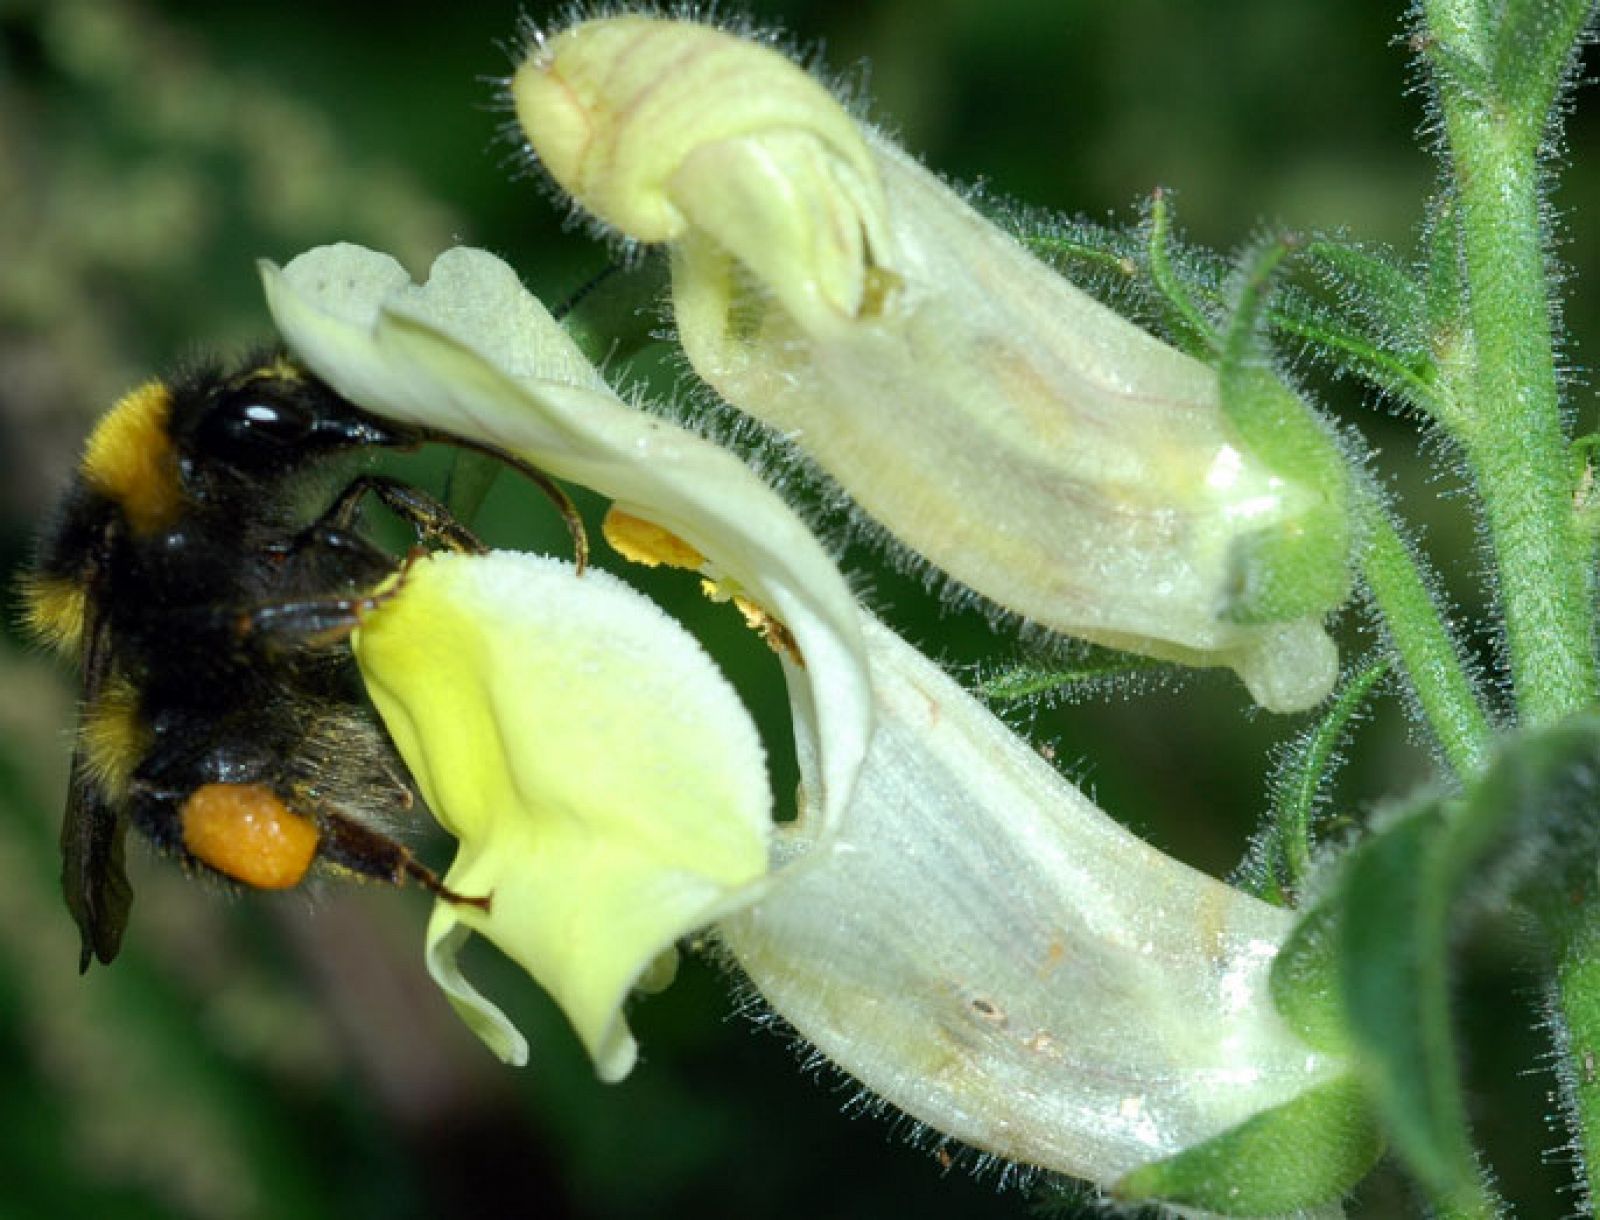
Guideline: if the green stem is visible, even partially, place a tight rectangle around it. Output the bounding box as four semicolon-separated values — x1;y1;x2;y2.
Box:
1421;0;1599;725
1419;0;1492;64
1358;497;1493;780
1418;7;1600;1214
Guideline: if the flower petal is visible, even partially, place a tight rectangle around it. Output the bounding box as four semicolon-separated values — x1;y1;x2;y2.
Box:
355;551;770;1080
720;613;1342;1180
260;243;869;850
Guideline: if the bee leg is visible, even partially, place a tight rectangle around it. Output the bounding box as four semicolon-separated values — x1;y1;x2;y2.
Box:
489;451;588;574
234;549;423;650
414;432;590;574
319;474;488;554
318;809;491;911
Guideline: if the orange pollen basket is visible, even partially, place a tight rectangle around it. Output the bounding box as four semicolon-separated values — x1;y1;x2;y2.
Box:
180;783;321;889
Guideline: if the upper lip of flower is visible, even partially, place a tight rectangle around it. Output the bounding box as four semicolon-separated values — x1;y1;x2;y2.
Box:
257;240;874;1079
259;241;873;851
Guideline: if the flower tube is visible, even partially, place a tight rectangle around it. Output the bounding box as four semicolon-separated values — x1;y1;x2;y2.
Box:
512;16;1350;713
721;613;1346;1187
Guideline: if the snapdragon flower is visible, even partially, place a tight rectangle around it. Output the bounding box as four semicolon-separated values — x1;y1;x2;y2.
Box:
259;243;1368;1209
261;241;870;1080
511;15;1351;714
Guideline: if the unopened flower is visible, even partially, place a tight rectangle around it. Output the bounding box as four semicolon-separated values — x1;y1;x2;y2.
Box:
512;15;1351;713
261;243;1371;1209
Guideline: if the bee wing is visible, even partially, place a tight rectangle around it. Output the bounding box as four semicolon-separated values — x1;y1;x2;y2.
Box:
61;587;133;972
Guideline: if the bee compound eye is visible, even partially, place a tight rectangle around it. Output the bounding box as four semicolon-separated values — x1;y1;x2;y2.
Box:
180;782;320;888
229;396;313;445
196;391;315;461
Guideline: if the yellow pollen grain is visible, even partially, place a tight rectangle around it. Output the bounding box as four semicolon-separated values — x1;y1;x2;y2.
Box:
81;380;182;534
603;505;802;662
80;678;150;801
733;594;803;666
20;574;87;657
602;507;706;570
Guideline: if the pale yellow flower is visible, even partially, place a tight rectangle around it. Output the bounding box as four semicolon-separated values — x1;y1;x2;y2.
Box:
263;243;1363;1206
261;243;868;1077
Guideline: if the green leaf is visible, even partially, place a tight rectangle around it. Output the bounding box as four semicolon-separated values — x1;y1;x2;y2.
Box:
1423;191;1466;340
1303;239;1428;355
1341;805;1475;1195
557;256;671;368
1266;235;1448;414
976;649;1164;702
1114;1075;1382;1216
1270;899;1349;1053
1452;713;1600;939
1335;715;1600;1210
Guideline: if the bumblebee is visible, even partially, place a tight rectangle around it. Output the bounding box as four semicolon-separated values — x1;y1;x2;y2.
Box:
23;354;583;971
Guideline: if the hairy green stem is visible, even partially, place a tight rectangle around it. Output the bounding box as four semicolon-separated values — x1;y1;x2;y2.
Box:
1359;501;1493;780
1421;0;1598;725
1419;4;1600;1214
1429;1176;1507;1220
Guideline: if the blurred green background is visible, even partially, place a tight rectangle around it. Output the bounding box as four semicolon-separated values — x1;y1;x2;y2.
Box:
0;1;1593;1216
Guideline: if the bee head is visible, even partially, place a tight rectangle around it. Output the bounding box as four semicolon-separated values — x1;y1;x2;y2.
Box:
171;360;419;487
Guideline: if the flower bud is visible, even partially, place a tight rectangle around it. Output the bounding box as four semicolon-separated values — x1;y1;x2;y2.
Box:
513;17;1349;713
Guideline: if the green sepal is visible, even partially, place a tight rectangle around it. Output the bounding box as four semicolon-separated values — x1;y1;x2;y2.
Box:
1221;467;1352;625
1271;899;1350;1053
1144;188;1218;358
1242;655;1389;905
1213;243;1353;625
1113;1074;1382;1216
